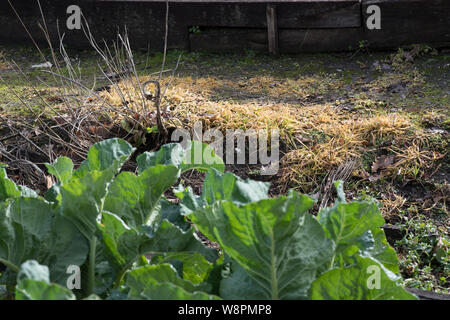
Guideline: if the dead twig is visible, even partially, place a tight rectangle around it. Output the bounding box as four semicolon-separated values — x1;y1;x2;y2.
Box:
319;159;359;210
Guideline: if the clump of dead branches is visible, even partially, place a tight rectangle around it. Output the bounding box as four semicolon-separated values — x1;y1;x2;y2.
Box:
0;0;177;191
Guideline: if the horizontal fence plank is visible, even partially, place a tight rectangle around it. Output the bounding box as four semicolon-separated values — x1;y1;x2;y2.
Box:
169;1;360;28
279;28;363;52
95;0;357;2
361;0;450;47
189;27;364;53
277;1;360;28
189;28;268;52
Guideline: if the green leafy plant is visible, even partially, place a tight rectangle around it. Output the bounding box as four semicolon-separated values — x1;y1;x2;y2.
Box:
188;26;201;34
0;138;416;300
396;213;449;293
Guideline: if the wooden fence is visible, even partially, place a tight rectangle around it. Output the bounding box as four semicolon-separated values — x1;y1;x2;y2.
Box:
0;0;449;53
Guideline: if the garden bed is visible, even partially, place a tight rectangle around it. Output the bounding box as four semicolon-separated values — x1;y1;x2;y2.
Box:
0;42;449;297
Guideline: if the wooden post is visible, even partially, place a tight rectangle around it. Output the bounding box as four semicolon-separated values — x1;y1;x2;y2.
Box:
266;4;279;56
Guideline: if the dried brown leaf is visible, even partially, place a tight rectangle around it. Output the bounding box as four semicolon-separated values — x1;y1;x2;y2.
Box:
46;175;54;189
371;154;395;173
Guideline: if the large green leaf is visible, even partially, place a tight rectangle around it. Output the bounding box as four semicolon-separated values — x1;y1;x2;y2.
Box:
177;170;270;212
100;213;218;279
317;186;399;273
16;280;76;300
45;157;74;185
137;141;224;174
60;139;135;240
0;168;37;201
137;143;185;174
160;198;191;232
180;141;225;173
140;220;218;263
200;170;270;207
0;198;88;286
0;168;20;201
45;139;133;205
15;260;76;300
318;201;384;258
103;165;180;228
177;170;270;240
126;264;219;300
0;198;52;276
99;212;131;269
150;252;213;285
46;214;89;285
192;192;333;299
185;171;279;243
77;138;136;175
360;228;400;274
60;169;117;240
220;260;269;299
309;256;417;300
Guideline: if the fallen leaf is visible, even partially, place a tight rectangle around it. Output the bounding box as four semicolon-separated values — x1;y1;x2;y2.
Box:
207;114;222;122
295;134;312;144
86;126;110;138
46;96;63;103
371;154;395;173
359;170;370;179
369;173;382;182
53;115;71;125
46;175;54;189
34;128;42;136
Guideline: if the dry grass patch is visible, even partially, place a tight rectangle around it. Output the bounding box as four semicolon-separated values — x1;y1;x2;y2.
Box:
97;73;445;199
99;75;301;141
281;111;441;193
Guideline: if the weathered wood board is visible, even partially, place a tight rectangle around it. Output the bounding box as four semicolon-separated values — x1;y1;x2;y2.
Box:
0;1;91;45
276;1;360;28
267;4;279;55
189;28;268;52
362;0;450;48
189;27;363;53
154;1;360;29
